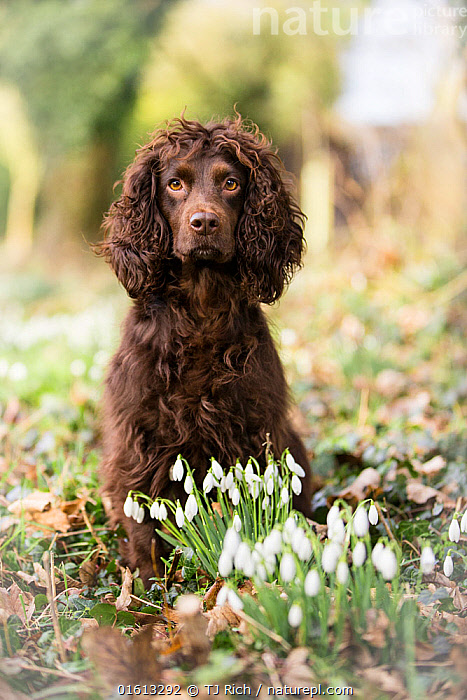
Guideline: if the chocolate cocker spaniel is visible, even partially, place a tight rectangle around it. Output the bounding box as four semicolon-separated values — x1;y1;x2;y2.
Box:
97;116;312;584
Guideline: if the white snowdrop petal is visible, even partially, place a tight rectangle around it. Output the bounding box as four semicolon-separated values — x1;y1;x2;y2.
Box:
203;472;214;494
216;586;228;606
233;513;242;532
175;506;185;528
353;507;369;537
291;474;302;495
288;604;303;628
225;472;234;490
218;552;233;578
131;500;140;520
449;518;460;543
379;547;398;581
371;542;385;570
158;503;168;521
461;511;467;534
321;542;342;573
136;506;145;524
227;589;243;611
150;501;160;519
326;504;340;529
184;494;198;521
329;517;345;544
123;496;134;518
443;555;454;577
172;456;184;481
231;487;240;506
352;541;367;568
336;560;349;585
184;474;194;494
420;546;436;574
368;504;379;526
223;528;241;557
279;552;296;582
211;460;223;480
280;487;289;505
304;569;321;597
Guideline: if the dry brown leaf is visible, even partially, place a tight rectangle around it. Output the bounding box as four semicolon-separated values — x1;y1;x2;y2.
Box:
8;490;53;515
416;455;446;476
440;612;467;634
206;604;241;639
0;583;34;624
32;507;71;533
83;624;161;692
451;586;467;613
115;567;133;611
203;578;223;610
406;482;442;505
79;554;99;587
375;368;408;398
360;665;406;694
282;647;315;686
339;467;381;501
361;609;390;649
173;594;211;667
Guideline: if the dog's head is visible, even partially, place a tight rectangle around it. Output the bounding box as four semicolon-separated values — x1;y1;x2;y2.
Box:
96;116;305;304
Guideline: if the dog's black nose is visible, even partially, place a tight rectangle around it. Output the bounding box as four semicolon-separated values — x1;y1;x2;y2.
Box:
189;211;220;235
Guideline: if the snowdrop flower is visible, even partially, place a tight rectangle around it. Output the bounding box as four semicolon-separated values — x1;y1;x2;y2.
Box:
264;464;274;483
449;518;460;543
203;472;214;494
285;452;306;477
249;479;260;500
231;487;240;506
378;547;398;581
136;506;145;524
233;513;242;532
234;543;254;576
235;463;243;481
261;495;270;510
211;459;223;480
291;474;302;495
218;552;233;578
123;496;134;518
279;552;296;582
420;546;436;574
216;586;228;606
223;528;241;557
288;603;303;628
150;501;160;519
225;471;234;490
263;529;282;557
280;487;290;505
304;569;321;597
131;500;140;520
158;503;168;521
266;477;274;496
371;542;385;569
220;476;227;492
353;507;369;537
461;511;467;534
171;456;184;481
9;362;28;382
328;517;345;544
368;504;379;525
321;541;342;573
283;516;297;536
226;588;244;611
326;505;340;529
336;560;349;585
244;463;254;483
175;505;185;528
352;541;367;568
290;527;305;554
184;494;198;522
297;537;312;562
184;474;193;494
443;555;453;577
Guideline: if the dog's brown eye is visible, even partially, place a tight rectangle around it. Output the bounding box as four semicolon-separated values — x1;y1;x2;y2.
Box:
224;179;238;191
168;179;182;191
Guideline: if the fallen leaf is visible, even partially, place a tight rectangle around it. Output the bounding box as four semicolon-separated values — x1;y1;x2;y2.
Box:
282;647;315;686
173;594;211;667
0;583;34;624
361;609;390;649
83;624;160;692
8;491;53;515
79;554;99;587
406;482;443;505
206;604;241;639
32;507;71;533
203;578;223;610
416;455;446;476
360;665;406;694
115;568;133;611
339;467;381;502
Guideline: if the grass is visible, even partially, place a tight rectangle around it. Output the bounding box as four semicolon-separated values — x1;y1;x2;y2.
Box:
0;241;466;699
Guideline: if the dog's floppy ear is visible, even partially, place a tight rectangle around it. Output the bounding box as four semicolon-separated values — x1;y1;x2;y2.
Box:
236;151;305;305
95;150;171;299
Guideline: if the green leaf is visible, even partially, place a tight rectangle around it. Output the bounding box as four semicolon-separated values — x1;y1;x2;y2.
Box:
89;602;117;626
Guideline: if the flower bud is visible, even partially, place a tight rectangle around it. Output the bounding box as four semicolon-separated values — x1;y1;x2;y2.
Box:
368;504;379;525
184;474;193;494
279;552;296;582
233;513;242;532
203;472;214;494
184;494;198;522
420;546;435;574
150;501;160;519
443;555;453;577
158;503;168;521
172;456;184;481
218;552;233;578
288;603;303;628
336;560;349;585
352;541;366;568
321;542;342;573
449;518;460;543
378;547;398;581
291;474;302;495
123;496;134;518
461;511;467;534
231;487;240;506
175;505;185;528
304;569;321;597
223;528;241;557
211;459;223;480
353;507;369;537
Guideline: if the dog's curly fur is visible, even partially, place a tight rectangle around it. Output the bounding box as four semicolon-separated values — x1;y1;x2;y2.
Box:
96;116;312;584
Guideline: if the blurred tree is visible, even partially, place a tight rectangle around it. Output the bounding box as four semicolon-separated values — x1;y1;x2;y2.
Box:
131;0;340;175
0;0;173;254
